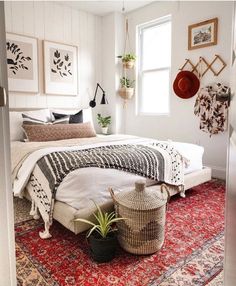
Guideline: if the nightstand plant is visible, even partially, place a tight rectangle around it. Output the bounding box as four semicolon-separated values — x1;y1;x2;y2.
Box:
97;113;111;134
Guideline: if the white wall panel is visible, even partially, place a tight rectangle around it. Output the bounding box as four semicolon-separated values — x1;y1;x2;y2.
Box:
11;1;24;35
78;10;89;107
54;4;64;43
23;2;34;36
4;1;102;109
63;6;72;44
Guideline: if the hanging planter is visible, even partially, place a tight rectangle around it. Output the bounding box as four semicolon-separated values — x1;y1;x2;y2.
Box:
118;53;136;69
119;87;134;100
118;77;135;100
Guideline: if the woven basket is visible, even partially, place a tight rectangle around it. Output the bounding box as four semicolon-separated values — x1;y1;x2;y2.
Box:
118;87;134;100
109;180;169;255
122;60;135;69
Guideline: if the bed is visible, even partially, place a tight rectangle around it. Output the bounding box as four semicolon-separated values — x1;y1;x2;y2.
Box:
10;108;211;238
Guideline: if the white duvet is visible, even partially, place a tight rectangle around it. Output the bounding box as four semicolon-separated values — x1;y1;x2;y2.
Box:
12;135;204;211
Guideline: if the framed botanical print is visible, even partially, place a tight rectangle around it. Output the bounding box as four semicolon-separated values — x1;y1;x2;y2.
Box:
6;33;38;92
44;41;78;95
188;18;218;50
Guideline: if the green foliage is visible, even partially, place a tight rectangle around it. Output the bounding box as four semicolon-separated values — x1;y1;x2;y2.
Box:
97;113;111;128
74;202;124;238
117;53;136;62
120;77;135;88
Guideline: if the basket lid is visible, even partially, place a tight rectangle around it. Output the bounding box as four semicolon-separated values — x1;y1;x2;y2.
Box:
112;180;168;210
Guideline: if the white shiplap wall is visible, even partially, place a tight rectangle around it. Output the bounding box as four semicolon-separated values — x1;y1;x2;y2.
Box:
4;1;102;108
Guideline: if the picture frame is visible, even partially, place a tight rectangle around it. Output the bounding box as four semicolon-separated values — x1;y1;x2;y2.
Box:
44;41;78;95
188;18;218;50
6;33;38;93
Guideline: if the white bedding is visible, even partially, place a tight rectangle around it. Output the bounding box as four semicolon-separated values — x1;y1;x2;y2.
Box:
56;141;203;211
12;135;204;211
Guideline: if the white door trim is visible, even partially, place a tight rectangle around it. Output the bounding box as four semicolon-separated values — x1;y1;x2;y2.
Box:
0;2;16;285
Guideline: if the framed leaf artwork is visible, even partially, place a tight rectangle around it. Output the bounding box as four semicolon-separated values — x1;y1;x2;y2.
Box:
6;33;39;93
44;41;78;95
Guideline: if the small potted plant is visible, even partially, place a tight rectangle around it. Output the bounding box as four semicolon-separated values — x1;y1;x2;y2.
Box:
97;113;111;134
74;202;124;263
118;53;136;69
118;77;135;100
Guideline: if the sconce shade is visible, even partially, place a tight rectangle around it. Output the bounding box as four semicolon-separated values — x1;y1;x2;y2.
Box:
100;92;108;105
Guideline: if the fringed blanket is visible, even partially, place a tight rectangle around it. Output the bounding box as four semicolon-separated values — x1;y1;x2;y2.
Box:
27;142;185;239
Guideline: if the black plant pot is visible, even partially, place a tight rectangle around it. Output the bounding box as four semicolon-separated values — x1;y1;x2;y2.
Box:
89;232;118;263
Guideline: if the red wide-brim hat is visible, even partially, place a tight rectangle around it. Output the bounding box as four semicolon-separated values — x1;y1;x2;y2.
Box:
173;71;200;99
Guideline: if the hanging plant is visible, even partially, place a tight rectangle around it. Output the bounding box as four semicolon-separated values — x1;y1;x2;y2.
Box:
117;53;136;69
118;77;135;100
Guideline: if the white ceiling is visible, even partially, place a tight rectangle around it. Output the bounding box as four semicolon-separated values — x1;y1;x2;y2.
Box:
60;1;153;16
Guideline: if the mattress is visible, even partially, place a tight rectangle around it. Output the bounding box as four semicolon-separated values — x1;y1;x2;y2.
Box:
12;135;204;212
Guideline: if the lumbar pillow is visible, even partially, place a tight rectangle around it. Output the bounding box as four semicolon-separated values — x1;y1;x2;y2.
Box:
52;110;83;124
22;122;96;142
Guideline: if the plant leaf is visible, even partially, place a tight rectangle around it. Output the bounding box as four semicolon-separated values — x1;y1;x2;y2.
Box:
87;225;98;237
107;217;126;227
74;218;96;227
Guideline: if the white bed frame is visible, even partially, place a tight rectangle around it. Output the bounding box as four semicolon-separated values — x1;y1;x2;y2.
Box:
48;167;211;234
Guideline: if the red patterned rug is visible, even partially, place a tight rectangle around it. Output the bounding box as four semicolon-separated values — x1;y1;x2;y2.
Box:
15;180;225;286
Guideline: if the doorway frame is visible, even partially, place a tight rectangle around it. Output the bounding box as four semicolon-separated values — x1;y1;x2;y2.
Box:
0;2;16;285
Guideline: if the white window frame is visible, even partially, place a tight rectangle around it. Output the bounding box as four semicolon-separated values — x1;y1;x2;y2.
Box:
137;15;172;116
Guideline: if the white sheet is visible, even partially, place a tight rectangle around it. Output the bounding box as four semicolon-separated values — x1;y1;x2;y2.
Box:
12;135;204;211
171;142;204;174
56;168;157;211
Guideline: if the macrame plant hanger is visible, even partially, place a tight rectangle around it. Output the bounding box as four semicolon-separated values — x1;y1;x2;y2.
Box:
123;19;131;58
124;19;129;108
119;17;135;108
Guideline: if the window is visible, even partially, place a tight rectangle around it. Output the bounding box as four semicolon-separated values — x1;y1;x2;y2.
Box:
137;16;171;115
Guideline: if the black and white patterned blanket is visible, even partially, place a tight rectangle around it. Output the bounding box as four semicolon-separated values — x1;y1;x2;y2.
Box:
27;142;184;238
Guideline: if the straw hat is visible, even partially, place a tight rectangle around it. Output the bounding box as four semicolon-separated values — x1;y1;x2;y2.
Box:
173;71;200;99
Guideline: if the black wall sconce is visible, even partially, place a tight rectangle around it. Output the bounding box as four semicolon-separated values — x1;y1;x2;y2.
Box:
89;83;108;108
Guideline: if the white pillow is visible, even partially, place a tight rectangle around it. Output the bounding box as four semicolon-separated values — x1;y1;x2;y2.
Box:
82;108;94;125
10;109;52;141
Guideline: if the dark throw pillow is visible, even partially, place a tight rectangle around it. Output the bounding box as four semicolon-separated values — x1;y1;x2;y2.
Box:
52;110;83;124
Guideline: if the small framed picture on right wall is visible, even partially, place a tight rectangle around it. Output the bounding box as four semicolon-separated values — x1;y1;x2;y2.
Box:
188;18;218;50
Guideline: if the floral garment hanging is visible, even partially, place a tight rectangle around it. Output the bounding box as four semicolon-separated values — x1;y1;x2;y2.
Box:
194;83;230;135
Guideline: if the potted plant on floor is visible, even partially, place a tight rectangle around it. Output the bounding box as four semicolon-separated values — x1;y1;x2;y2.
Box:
97;113;111;135
118;77;135;100
75;203;124;263
118;53;136;69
